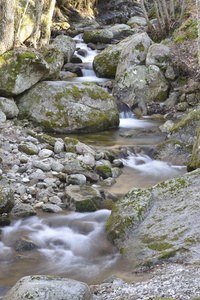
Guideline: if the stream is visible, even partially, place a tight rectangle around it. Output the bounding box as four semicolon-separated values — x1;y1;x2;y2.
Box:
0;34;186;296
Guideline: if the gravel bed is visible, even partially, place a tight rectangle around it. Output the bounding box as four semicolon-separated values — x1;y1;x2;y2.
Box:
91;262;200;300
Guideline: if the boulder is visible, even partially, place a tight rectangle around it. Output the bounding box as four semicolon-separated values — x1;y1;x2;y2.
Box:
187;125;200;171
0;97;19;118
106;169;200;264
146;44;171;70
0;186;15;214
42;45;64;80
18;142;39;155
16;81;119;133
0;110;6;123
93;35;134;78
114;65;169;107
109;24;132;39
83;29;114;44
153;140;192;166
116;32;153;81
167;108;200;145
2;276;92;300
127;16;147;27
65;185;117;212
0;50;49;96
52;35;76;64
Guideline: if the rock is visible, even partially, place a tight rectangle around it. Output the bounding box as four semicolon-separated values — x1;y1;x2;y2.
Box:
42;203;63;213
165;65;176;80
176;102;189;111
0;50;49;97
42;45;64;80
106;169;200;264
49;195;62;206
65;185;117;212
187;125;200;171
0;110;6;123
116;32;153;80
167;108;200;145
83;29;114;44
63;157;99;182
38;149;53;158
32;160;51;171
18;142;39;155
165;92;179;107
159;120;174;133
15;237;39;251
0;97;19;118
0;186;14;214
93;36;133;78
95;165;112;179
106;188;154;243
146;44;171;70
51;161;64;172
153;140;192;165
127;16;147;27
52;35;76;64
77;153;96;168
11;203;36;218
16;81;119;134
114;65;169;108
54;140;65;154
2;276;92;300
67;174;87;185
109;24;132;39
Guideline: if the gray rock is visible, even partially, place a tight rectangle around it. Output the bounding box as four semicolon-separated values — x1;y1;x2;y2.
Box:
11;203;36;218
15;237;39;251
42;203;63;213
16;81;119;134
83;29;114;44
54;140;65;154
29;169;46;180
18;142;39;155
127;16;147;27
0;186;14;214
0;97;19;118
106;169;200;265
2;276;92;300
0;50;49;97
38;149;53;158
42;45;64;80
32;160;51;171
51;161;64;172
109;24;131;39
115;65;169;107
52;35;76;64
0;109;6;123
159;120;174;133
116;32;152;81
77;153;96;168
146;44;171;70
67;174;87;185
49;195;62;206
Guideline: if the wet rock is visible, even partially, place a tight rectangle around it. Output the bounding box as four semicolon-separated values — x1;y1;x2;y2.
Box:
2;276;92;300
15;237;39;251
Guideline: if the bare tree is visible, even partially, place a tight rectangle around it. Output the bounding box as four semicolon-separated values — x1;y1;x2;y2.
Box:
197;0;200;65
0;0;15;55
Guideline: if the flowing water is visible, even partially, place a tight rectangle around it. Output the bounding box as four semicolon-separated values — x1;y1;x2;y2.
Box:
0;35;186;296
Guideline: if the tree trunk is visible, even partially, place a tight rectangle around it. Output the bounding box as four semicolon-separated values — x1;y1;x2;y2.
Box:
40;0;56;46
31;0;44;48
0;0;15;55
197;0;200;65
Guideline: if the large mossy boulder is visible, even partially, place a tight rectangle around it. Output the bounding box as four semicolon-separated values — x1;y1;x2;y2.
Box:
16;81;119;133
115;32;153;80
83;29;114;44
52;35;76;64
93;35;133;78
0;186;15;214
2;276;92;300
106;169;200;264
42;45;64;80
0;50;49;96
114;65;169;106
